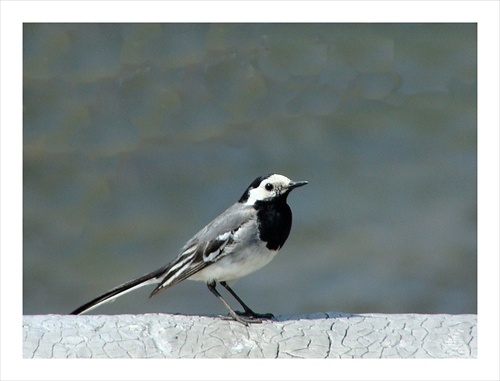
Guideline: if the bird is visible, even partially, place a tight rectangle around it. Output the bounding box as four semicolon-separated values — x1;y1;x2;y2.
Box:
70;173;307;325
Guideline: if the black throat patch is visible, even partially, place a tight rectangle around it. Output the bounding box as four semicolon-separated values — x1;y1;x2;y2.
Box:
254;198;293;251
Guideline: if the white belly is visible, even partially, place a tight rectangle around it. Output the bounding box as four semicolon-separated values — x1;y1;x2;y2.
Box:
188;243;279;283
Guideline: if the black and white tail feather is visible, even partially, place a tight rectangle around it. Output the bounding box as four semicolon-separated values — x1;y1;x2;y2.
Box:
70;174;307;325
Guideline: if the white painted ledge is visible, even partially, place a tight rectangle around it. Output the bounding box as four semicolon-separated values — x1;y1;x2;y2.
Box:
23;312;476;358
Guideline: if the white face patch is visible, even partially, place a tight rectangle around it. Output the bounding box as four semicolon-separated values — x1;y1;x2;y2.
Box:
245;174;292;205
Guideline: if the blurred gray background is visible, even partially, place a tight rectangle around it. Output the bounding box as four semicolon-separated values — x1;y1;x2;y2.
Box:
23;23;476;317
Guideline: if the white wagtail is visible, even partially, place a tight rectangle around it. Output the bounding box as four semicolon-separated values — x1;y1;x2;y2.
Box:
70;173;307;325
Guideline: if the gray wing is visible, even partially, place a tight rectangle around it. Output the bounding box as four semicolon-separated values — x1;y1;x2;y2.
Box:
182;202;256;248
149;202;255;296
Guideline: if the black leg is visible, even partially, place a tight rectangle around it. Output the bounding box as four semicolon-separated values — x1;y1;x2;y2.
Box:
206;281;263;325
220;281;274;320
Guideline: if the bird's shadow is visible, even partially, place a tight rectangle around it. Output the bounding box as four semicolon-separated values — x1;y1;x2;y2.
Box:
201;311;364;323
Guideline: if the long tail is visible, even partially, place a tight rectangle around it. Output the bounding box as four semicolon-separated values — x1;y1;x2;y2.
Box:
70;267;167;315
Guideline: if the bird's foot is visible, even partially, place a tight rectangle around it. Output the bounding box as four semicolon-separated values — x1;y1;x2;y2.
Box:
238;310;275;320
220;310;274;325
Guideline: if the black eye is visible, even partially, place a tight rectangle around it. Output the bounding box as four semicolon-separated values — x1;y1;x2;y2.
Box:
265;183;273;191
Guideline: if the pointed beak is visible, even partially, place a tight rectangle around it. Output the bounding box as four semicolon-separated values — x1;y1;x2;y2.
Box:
287;180;308;190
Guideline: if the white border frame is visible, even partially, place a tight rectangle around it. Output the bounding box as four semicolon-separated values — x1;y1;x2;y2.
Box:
1;1;499;380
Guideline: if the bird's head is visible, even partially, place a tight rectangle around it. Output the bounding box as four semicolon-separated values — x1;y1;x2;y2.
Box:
239;174;308;205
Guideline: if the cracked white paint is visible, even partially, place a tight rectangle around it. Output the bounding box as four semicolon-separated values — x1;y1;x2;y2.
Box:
22;312;477;359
